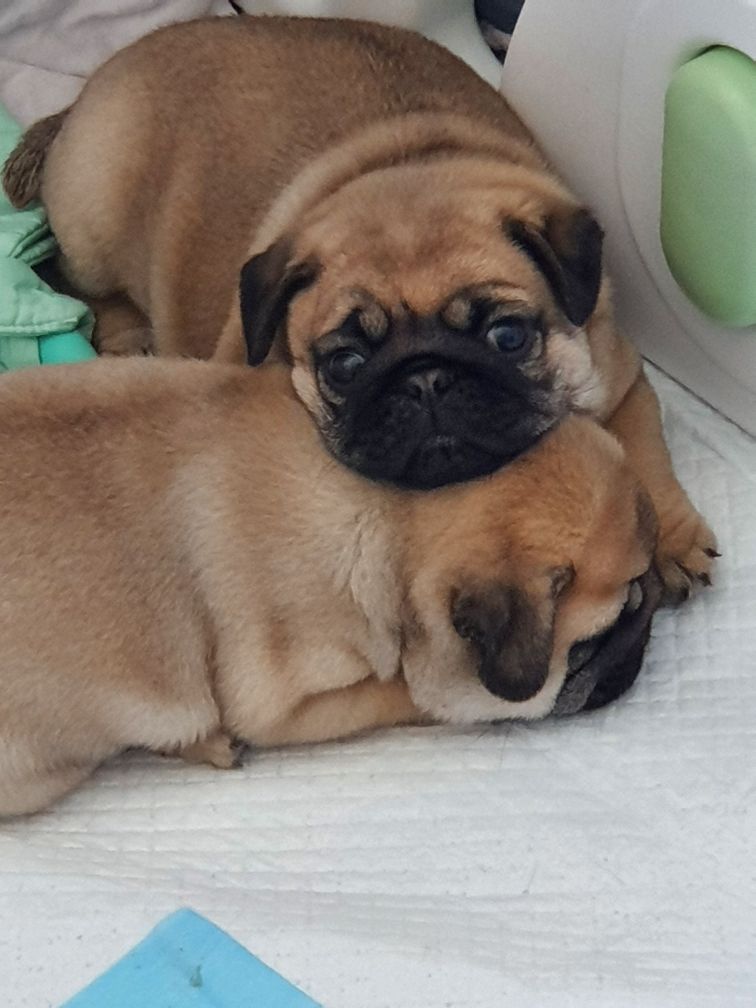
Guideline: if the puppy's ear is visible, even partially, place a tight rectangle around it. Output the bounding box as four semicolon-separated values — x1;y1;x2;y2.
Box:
451;580;558;703
507;206;603;326
239;237;319;365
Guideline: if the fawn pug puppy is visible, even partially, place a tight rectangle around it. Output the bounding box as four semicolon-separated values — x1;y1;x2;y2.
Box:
0;359;659;816
2;16;715;601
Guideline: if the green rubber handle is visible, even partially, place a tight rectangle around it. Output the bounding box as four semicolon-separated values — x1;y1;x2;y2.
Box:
662;46;756;327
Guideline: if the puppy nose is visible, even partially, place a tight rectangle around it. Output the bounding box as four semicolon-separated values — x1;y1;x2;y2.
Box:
403;367;454;402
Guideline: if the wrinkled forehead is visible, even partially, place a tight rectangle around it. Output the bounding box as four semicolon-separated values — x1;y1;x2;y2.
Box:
293;167;558;313
288;276;543;350
446;428;648;573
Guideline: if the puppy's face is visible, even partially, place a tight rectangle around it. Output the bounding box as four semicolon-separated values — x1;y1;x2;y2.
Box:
238;161;605;489
400;419;661;723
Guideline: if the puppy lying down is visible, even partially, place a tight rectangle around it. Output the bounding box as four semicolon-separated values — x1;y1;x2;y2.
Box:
0;360;660;816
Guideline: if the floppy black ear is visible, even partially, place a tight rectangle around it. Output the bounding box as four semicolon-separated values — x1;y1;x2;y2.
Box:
239;238;319;366
507;206;603;326
451;582;555;703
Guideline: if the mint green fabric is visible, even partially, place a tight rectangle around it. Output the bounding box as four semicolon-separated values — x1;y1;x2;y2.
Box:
0;104;95;371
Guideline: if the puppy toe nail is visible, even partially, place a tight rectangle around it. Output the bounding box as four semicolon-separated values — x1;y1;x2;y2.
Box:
705;548;721;558
698;572;713;587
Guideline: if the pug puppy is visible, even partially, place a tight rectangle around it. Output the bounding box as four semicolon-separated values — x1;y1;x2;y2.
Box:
3;15;715;599
0;358;658;816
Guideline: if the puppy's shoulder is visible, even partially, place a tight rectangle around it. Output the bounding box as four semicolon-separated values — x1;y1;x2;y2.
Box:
0;356;185;411
0;357;306;448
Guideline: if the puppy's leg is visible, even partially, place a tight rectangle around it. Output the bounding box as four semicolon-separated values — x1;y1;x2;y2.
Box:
605;369;718;603
254;677;426;748
89;293;153;357
177;729;243;770
38;259;153;357
0;764;95;817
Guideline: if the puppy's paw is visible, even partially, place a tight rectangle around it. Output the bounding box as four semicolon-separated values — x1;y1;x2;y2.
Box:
94;325;154;357
655;506;719;606
178;731;245;770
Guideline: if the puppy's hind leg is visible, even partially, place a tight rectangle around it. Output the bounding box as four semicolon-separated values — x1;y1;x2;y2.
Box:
38;260;154;357
0;764;96;817
89;293;154;357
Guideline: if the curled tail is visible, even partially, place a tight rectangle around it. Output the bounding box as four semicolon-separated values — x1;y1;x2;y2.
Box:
2;108;68;208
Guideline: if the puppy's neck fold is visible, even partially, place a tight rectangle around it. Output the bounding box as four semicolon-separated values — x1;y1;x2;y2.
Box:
247;112;546;264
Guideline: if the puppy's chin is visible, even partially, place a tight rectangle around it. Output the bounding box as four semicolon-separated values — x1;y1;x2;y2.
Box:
403;642;565;726
363;431;505;490
323;372;560;489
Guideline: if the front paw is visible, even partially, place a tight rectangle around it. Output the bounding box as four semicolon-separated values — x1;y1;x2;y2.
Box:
177;730;246;770
655;506;719;606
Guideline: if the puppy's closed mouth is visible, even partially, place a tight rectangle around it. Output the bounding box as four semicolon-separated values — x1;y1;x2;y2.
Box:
403;432;503;490
345;408;550;490
553;567;663;716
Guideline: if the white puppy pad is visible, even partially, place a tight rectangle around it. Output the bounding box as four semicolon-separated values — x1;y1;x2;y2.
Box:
1;366;754;1008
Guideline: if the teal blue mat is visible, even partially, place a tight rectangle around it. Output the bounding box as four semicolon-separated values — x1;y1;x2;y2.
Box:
61;909;321;1007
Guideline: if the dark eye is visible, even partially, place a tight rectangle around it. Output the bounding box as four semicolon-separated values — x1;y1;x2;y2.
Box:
485;318;532;354
326;349;366;384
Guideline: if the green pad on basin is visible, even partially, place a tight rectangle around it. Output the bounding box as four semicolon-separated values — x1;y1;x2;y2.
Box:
662;45;756;327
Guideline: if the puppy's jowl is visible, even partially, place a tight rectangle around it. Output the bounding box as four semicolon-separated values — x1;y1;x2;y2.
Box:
0;360;658;815
3;15;716;598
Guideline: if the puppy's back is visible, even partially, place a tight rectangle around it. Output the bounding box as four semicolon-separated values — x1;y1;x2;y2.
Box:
37;16;536;353
0;360;315;767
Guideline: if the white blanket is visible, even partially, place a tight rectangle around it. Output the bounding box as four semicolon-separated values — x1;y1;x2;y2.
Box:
0;1;228;124
1;7;754;1007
